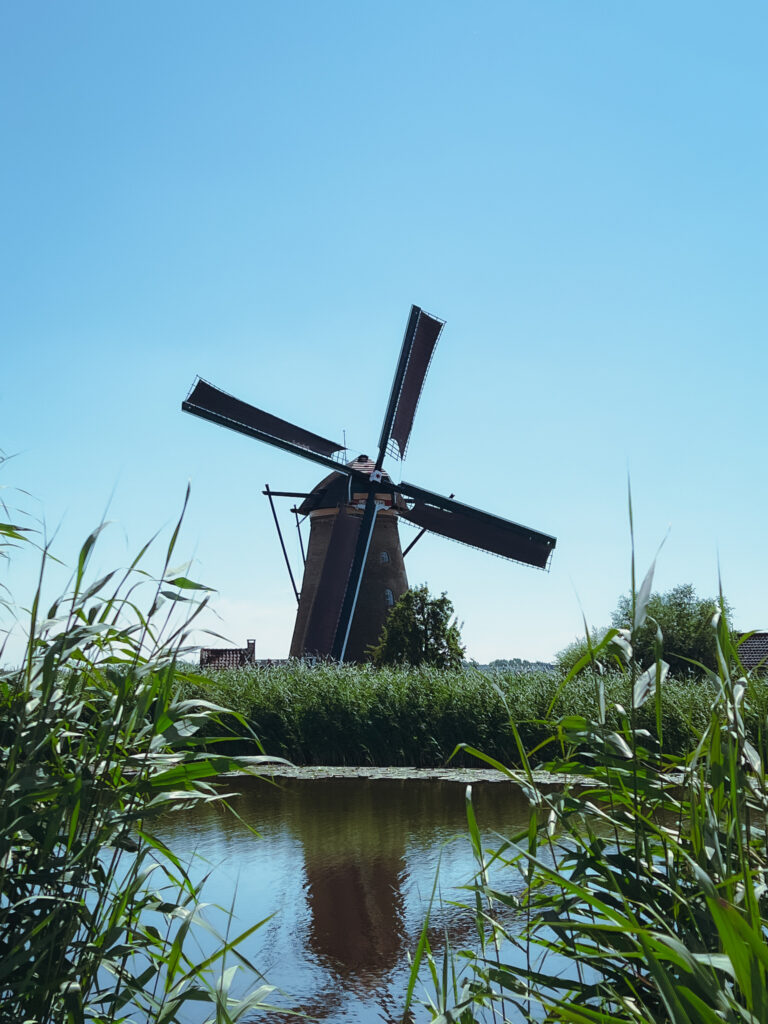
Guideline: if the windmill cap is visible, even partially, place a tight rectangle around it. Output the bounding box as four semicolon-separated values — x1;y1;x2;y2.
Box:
297;456;402;515
345;454;395;479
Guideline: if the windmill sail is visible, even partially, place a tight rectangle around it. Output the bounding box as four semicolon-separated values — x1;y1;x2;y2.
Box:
398;482;556;569
182;378;346;471
330;306;444;661
378;306;445;460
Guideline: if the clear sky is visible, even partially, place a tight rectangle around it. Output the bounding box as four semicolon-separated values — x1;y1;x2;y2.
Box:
2;2;767;665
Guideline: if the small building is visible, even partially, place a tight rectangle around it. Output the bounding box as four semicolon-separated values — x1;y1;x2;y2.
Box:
199;639;256;670
738;632;768;673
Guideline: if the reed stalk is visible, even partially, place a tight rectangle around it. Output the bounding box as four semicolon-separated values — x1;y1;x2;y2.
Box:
406;537;768;1022
0;483;283;1023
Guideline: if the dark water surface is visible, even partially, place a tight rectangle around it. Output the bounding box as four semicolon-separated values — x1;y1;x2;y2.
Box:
157;776;536;1023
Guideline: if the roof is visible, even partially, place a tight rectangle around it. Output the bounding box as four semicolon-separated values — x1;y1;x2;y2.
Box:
738;632;768;671
199;646;254;669
297;454;403;515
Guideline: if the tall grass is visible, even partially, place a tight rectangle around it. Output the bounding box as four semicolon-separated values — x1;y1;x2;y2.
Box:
180;662;760;768
0;486;282;1023
407;538;768;1022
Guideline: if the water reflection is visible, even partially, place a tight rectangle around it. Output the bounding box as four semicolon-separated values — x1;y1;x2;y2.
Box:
157;776;537;1022
289;780;405;986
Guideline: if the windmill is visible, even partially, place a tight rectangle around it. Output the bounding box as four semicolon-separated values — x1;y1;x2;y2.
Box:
182;305;556;662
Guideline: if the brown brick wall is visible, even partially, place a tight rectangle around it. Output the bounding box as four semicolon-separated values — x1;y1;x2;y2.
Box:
289;509;408;661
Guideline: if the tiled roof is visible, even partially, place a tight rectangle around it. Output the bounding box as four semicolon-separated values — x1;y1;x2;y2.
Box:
346;454;379;476
199;646;254;669
297;454;403;514
738;632;768;670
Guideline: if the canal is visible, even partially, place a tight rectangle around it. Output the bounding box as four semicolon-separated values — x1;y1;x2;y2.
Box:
157;774;539;1022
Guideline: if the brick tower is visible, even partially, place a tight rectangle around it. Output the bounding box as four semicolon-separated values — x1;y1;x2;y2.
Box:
290;456;408;661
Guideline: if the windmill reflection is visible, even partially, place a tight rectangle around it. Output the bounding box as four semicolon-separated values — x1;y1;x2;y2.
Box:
298;778;406;980
153;775;533;1021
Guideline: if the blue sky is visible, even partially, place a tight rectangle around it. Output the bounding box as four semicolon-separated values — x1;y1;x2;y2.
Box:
2;2;767;664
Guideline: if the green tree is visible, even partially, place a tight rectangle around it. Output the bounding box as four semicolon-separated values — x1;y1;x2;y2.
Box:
611;582;728;676
368;584;465;668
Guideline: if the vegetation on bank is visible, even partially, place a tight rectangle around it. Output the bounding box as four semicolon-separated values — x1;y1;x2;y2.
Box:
179;660;768;767
555;582;729;677
182;579;751;769
407;545;768;1024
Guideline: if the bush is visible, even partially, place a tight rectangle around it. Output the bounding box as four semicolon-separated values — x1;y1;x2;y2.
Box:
611;582;729;675
557;584;731;678
367;584;465;668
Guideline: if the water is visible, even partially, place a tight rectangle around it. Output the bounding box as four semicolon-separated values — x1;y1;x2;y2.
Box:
156;775;538;1023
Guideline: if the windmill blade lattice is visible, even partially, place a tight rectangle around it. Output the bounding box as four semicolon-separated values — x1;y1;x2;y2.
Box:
328;306;445;658
183;378;346;472
398;482;556;569
378;306;445;461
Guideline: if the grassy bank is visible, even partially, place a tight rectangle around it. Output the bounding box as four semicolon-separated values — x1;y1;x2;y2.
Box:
179;661;768;767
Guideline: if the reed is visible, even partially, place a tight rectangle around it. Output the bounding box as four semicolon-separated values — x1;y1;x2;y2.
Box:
0;485;282;1023
180;661;751;768
407;527;768;1022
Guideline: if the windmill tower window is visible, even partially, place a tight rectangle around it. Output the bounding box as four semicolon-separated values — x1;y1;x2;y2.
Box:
380;550;390;564
384;588;394;607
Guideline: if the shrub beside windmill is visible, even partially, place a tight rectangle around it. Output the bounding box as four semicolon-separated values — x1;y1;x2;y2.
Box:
182;305;556;662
